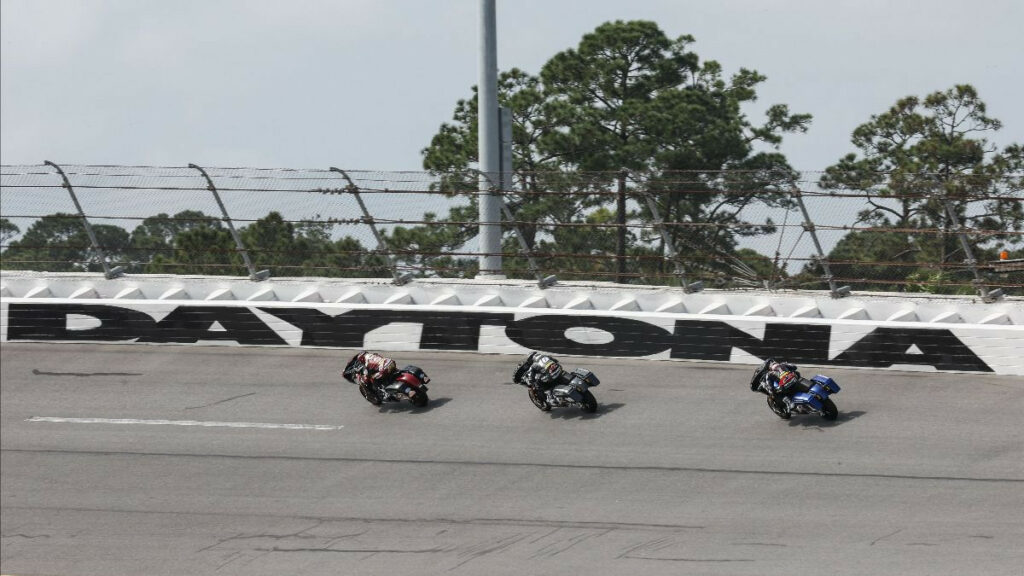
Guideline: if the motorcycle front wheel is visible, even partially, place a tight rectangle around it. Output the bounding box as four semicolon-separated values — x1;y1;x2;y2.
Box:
767;395;790;420
821;398;838;421
528;387;551;412
359;383;382;406
580;390;598;414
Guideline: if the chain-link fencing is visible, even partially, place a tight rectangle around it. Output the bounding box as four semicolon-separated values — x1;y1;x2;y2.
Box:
2;164;1021;298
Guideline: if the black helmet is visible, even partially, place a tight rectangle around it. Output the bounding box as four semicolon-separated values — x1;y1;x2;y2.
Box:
342;355;364;383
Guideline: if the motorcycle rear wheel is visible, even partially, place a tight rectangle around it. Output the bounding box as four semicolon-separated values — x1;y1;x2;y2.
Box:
821;398;838;421
581;390;598;413
529;387;551;411
409;389;429;408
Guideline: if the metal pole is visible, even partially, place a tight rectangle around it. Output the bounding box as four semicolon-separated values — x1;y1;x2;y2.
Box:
476;0;503;278
499;106;513;192
642;192;700;293
794;188;846;297
942;199;993;301
188;163;268;281
44;160;123;279
329;167;409;285
470;166;553;288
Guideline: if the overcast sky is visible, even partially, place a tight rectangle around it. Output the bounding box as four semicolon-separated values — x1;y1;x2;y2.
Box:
2;0;1021;173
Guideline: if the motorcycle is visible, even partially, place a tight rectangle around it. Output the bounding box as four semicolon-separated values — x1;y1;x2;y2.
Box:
749;361;840;421
514;362;600;413
344;362;431;408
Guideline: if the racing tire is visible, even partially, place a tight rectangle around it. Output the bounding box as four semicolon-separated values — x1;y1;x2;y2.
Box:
359;383;383;406
767;395;791;420
580;390;598;414
409;389;429;408
528;387;551;412
821;398;838;421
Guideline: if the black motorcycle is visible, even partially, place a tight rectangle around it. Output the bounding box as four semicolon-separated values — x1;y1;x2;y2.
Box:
344;361;430;408
514;361;600;413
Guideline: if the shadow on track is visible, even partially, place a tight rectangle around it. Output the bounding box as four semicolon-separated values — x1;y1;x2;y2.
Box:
546;402;625;421
377;396;453;414
786;409;866;428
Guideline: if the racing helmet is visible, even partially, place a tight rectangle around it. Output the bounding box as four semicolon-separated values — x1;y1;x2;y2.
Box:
777;370;797;390
343;351;367;383
533;355;563;384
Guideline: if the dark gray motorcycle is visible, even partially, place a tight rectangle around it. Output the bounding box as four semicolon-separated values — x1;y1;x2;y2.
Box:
513;352;600;413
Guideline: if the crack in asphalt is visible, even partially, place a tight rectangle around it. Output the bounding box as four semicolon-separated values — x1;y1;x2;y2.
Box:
624;555;755;562
2;504;704;533
184;392;256;411
257;546;449;554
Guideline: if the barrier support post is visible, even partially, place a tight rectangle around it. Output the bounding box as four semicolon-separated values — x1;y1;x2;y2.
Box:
943;199;1001;302
44;160;124;279
642;191;701;293
794;189;848;298
329;167;410;285
189;163;269;281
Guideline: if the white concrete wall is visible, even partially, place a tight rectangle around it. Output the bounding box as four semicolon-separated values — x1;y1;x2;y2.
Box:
3;273;1022;375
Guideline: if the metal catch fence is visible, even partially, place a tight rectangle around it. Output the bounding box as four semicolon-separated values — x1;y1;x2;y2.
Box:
1;163;1021;299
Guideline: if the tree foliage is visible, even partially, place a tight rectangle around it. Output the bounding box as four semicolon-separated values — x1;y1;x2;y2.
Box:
1;214;128;272
0;218;19;246
413;20;811;284
1;211;383;278
818;84;1024;291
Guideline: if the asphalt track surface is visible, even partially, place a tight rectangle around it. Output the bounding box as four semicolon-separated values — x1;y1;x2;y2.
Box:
2;343;1023;576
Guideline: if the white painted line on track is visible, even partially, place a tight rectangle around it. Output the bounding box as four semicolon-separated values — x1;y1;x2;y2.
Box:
26;417;343;431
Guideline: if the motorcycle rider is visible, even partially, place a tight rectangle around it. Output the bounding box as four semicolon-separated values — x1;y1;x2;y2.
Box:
751;357;810;414
342;350;397;401
513;351;572;393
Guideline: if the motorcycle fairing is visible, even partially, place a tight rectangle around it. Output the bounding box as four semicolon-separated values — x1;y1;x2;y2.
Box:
810;375;840;394
570;368;600;387
552;384;583;402
790;391;825;411
790;377;839;411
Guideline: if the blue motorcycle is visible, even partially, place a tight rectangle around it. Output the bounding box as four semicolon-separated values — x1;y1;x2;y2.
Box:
749;360;841;421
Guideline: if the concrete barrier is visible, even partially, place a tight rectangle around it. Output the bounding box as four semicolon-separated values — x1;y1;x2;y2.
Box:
2;272;1022;375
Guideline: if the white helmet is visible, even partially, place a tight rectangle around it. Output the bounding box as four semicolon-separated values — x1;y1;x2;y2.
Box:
533;355;563;384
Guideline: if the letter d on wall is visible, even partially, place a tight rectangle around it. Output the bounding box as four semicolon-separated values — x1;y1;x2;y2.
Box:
6;303;157;341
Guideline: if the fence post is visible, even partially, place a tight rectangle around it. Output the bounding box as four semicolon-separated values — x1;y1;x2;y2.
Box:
501;201;556;288
641;192;701;293
328;167;410;285
794;188;849;298
942;199;1000;302
615;169;628;283
44;161;124;279
188;163;268;281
